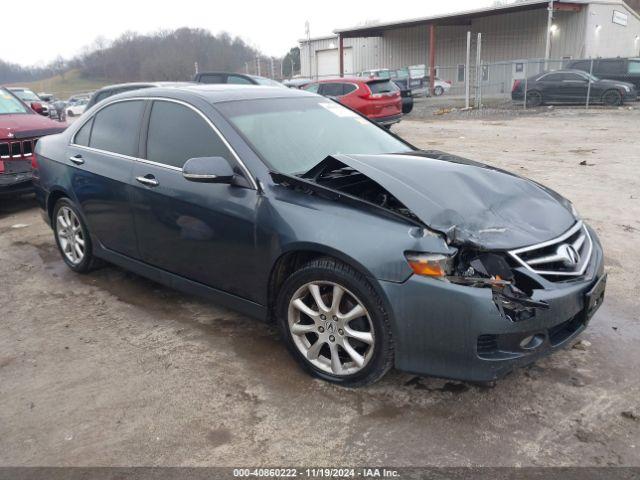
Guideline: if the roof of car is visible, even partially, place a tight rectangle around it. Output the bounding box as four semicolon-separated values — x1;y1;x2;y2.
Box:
111;84;317;104
95;81;194;91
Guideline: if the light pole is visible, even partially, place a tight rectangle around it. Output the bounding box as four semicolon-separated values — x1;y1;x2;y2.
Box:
544;0;555;68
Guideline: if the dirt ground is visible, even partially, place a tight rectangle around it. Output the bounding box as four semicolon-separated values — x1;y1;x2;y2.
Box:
1;108;639;468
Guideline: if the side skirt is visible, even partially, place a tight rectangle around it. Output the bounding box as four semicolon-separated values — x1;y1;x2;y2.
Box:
93;242;268;321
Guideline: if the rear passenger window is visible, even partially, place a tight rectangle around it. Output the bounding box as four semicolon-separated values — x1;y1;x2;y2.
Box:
89;100;144;156
343;84;357;95
570;61;590;72
198;74;225;84
146;101;231;169
74;118;93;146
321;83;345;97
597;60;625;74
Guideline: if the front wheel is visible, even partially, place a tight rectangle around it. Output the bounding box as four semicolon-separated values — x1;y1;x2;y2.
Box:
602;89;622;107
434;86;444;96
276;257;394;387
67;110;74;117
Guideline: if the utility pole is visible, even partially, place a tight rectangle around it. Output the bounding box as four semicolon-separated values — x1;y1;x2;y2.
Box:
194;61;198;75
544;0;555;68
465;31;471;109
270;57;275;79
305;20;312;78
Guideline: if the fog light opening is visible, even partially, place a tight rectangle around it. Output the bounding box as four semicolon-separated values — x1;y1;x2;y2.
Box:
520;334;544;350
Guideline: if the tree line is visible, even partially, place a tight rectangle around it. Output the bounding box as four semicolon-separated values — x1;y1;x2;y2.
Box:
1;28;301;83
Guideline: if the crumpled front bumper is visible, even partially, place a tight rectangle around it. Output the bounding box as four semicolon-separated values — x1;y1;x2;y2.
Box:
379;233;605;382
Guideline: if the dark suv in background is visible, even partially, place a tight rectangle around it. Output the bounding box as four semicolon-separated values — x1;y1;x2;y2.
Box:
567;58;640;93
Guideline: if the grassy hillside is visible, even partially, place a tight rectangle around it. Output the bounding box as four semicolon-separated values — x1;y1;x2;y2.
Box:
5;69;108;100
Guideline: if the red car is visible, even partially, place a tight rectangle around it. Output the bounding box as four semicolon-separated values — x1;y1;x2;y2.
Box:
305;77;402;128
0;87;66;196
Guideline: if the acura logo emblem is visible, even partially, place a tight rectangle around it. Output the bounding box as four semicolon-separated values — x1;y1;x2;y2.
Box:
556;243;580;268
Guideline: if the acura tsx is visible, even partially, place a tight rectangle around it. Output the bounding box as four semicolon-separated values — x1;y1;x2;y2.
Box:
32;85;606;386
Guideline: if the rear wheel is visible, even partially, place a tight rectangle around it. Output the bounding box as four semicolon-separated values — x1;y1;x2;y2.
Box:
67;110;74;117
53;198;97;273
526;90;543;107
602;89;622;106
434;86;444;96
276;257;393;387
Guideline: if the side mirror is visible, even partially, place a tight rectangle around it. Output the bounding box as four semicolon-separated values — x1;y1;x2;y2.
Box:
182;156;235;183
30;102;45;115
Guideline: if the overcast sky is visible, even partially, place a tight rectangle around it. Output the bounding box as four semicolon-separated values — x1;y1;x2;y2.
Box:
2;0;498;67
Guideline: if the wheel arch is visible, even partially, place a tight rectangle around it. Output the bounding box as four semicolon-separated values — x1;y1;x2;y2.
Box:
46;187;73;223
266;243;394;324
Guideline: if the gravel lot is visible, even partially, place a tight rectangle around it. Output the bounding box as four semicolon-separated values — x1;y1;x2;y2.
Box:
1;108;639;467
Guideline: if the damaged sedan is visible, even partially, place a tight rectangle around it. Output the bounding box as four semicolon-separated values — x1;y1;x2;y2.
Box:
33;85;606;386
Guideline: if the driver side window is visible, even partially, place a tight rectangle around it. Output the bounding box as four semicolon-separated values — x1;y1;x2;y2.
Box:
145;101;233;169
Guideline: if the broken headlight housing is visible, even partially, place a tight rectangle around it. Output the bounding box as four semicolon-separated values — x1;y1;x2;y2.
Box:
404;250;549;319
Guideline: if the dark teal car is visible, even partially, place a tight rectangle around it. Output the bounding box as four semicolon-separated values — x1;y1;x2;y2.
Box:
32;85;606;386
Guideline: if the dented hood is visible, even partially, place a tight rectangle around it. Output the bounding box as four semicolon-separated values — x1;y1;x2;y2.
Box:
332;152;577;250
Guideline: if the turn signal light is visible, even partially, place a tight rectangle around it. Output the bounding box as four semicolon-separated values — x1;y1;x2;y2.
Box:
405;252;453;277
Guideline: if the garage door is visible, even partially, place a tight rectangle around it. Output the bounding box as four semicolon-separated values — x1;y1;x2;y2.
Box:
316;48;353;78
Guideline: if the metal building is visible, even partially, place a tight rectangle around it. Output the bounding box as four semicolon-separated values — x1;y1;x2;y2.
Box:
300;0;640;91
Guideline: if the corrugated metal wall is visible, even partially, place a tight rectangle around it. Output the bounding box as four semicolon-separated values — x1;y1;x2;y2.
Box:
300;5;601;79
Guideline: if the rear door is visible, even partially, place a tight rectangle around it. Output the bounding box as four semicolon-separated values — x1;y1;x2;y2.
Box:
130;99;261;302
535;73;565;102
66;99;145;258
560;72;589;102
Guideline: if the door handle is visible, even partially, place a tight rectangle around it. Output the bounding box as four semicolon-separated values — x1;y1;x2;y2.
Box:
136;175;159;187
69;154;84;165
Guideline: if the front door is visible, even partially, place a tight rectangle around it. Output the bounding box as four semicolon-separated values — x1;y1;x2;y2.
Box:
66;99;145;258
130;99;261;302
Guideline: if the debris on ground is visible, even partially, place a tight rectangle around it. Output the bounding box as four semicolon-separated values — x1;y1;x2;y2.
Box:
579;160;595;166
621;410;640;422
434;107;455;115
619;224;638;233
10;224;30;229
573;340;592;351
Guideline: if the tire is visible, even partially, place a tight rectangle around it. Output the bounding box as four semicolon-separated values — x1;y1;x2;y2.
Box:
52;198;97;273
602;89;622;107
526;90;543;107
67;110;74;117
276;257;394;387
434;86;444;96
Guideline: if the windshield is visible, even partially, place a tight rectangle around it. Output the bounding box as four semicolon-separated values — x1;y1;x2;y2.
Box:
218;97;412;175
0;89;29;115
12;89;40;102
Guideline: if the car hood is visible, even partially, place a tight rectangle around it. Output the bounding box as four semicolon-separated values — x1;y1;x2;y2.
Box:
0;113;67;139
329;151;577;250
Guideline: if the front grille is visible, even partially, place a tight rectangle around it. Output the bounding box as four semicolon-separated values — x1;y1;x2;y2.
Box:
0;138;38;160
508;221;592;279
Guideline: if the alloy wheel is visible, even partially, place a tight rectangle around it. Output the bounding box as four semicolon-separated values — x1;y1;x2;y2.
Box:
56;206;85;265
287;281;375;376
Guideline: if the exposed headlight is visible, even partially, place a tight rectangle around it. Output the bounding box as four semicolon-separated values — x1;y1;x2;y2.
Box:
405;252;455;277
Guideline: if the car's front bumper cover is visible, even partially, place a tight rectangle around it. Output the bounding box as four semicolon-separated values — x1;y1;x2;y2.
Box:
379;233;605;382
